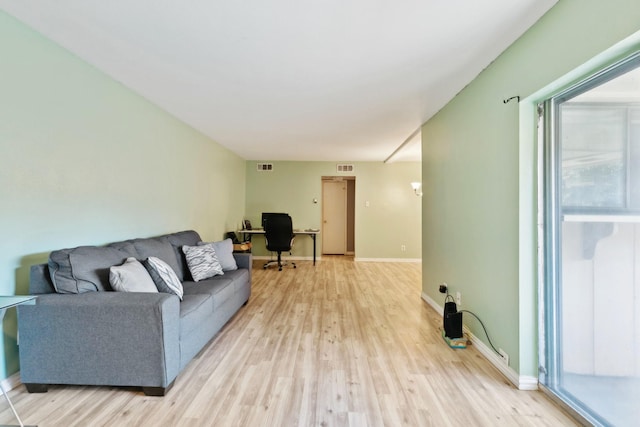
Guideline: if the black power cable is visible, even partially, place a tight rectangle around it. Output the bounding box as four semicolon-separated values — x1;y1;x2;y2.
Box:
458;310;500;355
440;286;501;356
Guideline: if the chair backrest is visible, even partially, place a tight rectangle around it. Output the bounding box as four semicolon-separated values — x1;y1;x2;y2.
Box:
264;214;293;252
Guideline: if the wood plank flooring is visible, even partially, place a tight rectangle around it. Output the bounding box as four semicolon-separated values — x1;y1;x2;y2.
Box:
0;257;578;426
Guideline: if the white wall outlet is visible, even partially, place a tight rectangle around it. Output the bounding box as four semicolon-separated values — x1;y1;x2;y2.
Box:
455;291;461;307
401;244;406;252
498;348;510;366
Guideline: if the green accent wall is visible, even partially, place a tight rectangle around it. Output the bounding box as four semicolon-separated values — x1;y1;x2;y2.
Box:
421;0;640;377
245;161;421;260
0;11;246;378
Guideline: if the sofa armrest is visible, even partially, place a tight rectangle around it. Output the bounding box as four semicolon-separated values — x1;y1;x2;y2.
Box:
232;252;251;270
18;292;181;389
233;252;252;282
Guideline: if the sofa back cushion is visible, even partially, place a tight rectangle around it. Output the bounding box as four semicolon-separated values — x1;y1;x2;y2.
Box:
48;243;138;293
164;230;201;281
45;231;203;293
131;237;182;280
29;264;56;294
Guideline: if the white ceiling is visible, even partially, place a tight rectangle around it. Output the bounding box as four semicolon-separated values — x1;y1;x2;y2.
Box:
0;0;557;162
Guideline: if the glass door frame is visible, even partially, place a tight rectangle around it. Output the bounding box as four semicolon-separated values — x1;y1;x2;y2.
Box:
540;51;640;426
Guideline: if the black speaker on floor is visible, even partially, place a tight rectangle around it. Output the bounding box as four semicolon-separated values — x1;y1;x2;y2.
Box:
443;296;463;338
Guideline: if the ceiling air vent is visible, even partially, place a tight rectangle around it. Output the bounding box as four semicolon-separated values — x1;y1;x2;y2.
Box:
337;164;354;173
257;163;274;172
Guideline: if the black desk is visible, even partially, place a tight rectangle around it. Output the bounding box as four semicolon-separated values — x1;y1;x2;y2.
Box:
240;229;320;265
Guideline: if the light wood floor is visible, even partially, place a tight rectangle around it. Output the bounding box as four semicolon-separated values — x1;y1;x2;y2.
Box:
0;257;578;426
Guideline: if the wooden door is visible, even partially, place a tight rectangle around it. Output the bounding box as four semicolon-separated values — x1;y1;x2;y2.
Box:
322;180;347;254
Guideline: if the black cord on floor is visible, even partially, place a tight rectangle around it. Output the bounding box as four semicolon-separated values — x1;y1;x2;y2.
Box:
458;310;500;355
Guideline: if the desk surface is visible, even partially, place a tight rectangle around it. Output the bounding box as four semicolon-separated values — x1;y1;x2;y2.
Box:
240;228;319;234
239;229;320;266
0;296;36;310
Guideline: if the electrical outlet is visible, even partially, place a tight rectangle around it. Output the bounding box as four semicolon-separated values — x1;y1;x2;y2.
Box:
498;348;509;366
455;291;461;307
401;244;406;252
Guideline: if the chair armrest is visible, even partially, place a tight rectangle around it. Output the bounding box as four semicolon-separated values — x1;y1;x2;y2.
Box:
18;292;181;388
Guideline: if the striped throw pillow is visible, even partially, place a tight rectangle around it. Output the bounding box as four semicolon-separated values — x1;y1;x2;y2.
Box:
144;256;184;300
182;243;224;282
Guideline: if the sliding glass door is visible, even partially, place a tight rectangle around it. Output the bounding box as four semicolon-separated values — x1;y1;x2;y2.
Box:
541;55;640;426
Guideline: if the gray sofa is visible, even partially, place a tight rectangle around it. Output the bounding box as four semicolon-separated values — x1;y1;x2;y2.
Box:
17;230;251;396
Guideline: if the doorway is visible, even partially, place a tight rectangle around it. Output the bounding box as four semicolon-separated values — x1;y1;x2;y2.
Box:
322;177;355;255
541;54;640;427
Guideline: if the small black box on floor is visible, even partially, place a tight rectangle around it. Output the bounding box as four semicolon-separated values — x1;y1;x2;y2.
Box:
444;300;463;339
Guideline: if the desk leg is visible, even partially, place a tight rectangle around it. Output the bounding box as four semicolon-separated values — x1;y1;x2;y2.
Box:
312;234;317;266
0;381;25;427
0;307;33;427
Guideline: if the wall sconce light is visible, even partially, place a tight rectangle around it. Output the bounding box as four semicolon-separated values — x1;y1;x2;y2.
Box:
411;182;423;196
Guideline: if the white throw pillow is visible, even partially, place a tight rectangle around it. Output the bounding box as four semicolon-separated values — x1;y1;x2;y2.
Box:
182;243;224;282
109;257;158;293
144;256;184;300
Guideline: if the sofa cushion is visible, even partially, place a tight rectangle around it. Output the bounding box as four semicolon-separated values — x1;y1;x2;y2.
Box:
143;256;184;300
199;239;238;271
49;246;134;293
109;257;158;293
182;277;236;310
182;243;224;282
107;241;140;257
131;238;182;281
217;269;249;289
165;231;202;281
179;293;213;337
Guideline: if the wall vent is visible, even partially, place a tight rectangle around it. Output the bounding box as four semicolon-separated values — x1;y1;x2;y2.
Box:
337;164;354;173
257;163;274;172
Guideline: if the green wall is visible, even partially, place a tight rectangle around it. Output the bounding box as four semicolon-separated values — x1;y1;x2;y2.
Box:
245;161;421;260
421;0;640;378
0;11;246;378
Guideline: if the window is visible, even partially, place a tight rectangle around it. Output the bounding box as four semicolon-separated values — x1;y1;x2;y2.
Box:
560;104;640;212
541;53;640;427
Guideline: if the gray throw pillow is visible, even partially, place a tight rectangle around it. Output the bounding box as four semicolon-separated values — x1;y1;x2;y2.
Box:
198;238;238;271
109;257;158;293
143;256;184;300
182;243;224;282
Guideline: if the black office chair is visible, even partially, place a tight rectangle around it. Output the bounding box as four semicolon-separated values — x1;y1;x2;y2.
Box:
263;214;296;271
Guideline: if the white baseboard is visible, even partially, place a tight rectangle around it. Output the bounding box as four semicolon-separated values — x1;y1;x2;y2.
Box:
354;258;422;263
421;292;538;391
